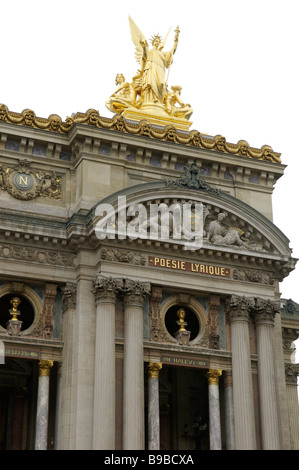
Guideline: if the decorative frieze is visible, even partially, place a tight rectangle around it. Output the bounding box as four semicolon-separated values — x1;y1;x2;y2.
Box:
0;244;75;267
101;248;146;266
233;268;274;285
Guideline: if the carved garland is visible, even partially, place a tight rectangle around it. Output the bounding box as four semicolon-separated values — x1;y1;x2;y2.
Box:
0;104;281;163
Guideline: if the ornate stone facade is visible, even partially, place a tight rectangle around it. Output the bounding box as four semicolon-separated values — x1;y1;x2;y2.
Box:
0;101;298;451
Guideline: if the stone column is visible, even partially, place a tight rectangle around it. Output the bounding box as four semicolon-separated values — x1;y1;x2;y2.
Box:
57;282;77;449
35;360;54;450
148;362;162;450
92;275;122;450
122;279;151;450
223;370;235;450
69;276;96;449
206;369;222;450
253;298;281;449
226;295;256;450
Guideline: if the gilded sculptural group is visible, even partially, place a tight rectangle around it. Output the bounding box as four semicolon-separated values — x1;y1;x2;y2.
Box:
106;18;193;124
0;18;282;164
105;18;193;124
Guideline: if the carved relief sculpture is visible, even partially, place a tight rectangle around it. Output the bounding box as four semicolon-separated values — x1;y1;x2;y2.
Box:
0;159;62;200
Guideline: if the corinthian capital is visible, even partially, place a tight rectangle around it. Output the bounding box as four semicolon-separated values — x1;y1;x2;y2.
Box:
93;275;123;302
123;279;151;307
225;294;254;322
252;298;280;326
61;282;77;310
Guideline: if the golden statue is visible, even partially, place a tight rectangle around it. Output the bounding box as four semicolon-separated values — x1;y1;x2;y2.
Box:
9;297;21;321
176;308;187;331
106;17;193;130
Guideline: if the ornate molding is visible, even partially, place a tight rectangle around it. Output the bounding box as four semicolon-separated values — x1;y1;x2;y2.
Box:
233;268;274;285
0;104;281;163
166;162;220;195
0;159;62;201
101;248;146;266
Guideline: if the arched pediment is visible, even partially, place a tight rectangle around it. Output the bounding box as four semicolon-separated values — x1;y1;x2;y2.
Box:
89;164;293;262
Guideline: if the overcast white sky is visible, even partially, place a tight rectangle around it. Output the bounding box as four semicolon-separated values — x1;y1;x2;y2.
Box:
1;0;299;307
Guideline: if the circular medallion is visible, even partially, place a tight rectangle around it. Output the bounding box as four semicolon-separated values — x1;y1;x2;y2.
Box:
13;173;33;190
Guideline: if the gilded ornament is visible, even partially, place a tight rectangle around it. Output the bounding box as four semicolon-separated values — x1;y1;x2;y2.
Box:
38;360;54;377
9;297;21;321
105;18;193;131
0;103;281;163
148;362;162;378
206;369;222;385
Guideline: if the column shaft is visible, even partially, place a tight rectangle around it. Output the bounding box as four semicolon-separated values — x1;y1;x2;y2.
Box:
254;300;281;449
122;280;151;450
223;371;235;450
148;362;162;450
227;296;256;449
123;300;144;449
93;277;120;449
207;369;222;450
35;360;53;450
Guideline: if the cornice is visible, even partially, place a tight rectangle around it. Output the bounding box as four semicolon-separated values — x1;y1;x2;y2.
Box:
0;104;282;164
